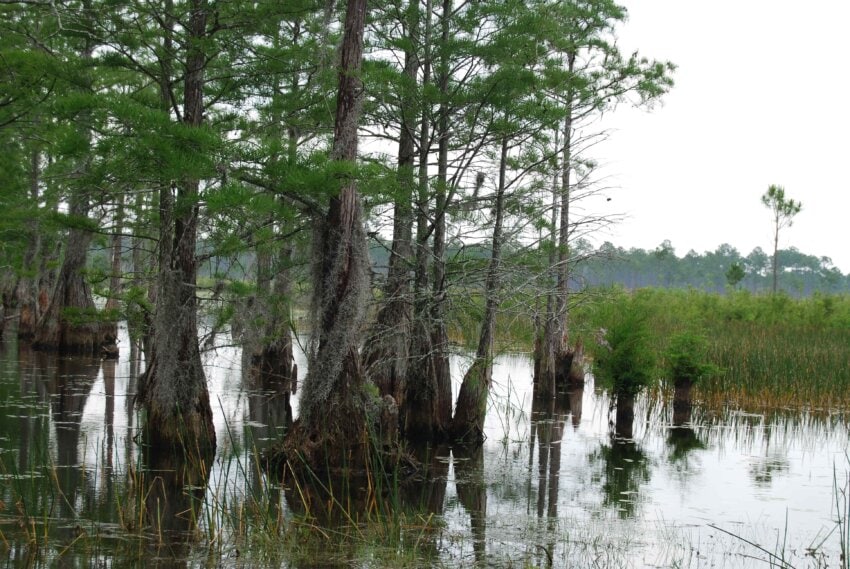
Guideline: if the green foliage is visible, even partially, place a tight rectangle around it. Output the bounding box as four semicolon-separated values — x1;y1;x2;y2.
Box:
591;295;656;397
726;262;745;288
761;184;803;226
665;331;718;386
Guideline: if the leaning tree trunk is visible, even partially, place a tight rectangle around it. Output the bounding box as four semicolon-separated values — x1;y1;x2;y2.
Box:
362;0;419;407
280;0;374;479
137;0;215;457
452;136;508;444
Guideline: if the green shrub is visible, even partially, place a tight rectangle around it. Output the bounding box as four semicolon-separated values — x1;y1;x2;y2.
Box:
592;297;656;398
665;331;717;386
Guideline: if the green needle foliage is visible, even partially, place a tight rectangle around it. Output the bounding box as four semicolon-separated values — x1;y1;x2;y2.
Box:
665;331;718;387
591;295;656;398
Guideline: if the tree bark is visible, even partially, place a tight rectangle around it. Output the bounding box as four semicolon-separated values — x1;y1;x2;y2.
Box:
537;52;584;388
31;9;107;355
13;148;43;340
430;0;455;434
138;0;215;457
103;191;124;356
280;0;373;478
533;130;561;399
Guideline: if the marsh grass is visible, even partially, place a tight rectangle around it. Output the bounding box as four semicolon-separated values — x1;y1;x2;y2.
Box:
449;286;850;410
0;426;445;568
475;287;850;412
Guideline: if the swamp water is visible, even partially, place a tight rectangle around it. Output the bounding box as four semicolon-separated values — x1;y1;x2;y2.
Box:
0;325;848;568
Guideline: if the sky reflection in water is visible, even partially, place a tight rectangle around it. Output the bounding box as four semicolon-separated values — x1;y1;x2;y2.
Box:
1;325;848;568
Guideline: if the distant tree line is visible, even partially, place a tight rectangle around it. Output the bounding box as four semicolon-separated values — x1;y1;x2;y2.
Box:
571;239;848;296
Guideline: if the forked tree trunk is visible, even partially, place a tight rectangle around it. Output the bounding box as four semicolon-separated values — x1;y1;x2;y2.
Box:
363;0;419;407
137;0;215;457
536;53;584;390
281;0;372;478
404;0;447;442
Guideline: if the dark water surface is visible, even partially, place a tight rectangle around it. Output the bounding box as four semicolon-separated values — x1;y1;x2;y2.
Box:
0;325;848;568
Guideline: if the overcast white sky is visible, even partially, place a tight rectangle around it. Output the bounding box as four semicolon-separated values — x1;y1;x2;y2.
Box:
589;0;850;273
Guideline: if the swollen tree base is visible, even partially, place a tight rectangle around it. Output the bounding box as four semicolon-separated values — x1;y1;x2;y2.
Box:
451;358;491;445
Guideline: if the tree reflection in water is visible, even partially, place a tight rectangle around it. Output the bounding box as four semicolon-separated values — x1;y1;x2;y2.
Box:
668;382;705;465
138;445;212;568
590;436;650;518
47;353;101;520
454;443;486;565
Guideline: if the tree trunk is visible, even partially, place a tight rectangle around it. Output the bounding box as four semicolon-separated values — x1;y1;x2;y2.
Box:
249;245;297;406
138;0;215;457
103;191;124;357
363;0;419;406
451;136;507;444
614;392;635;439
672;380;693;427
533;130;561;398
404;0;446;442
32;194;107;354
772;221;779;294
430;0;455;435
32;1;106;356
13;148;43;340
551;53;584;387
280;0;373;478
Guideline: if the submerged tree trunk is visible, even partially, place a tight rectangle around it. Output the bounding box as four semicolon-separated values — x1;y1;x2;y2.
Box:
430;0;455;436
280;0;374;478
672;379;693;427
452;136;508;444
614;393;635;439
138;0;215;457
32;1;106;356
248;244;297;429
533;132;561;399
